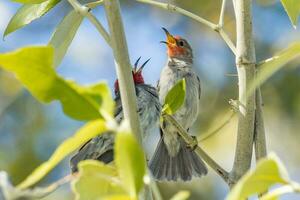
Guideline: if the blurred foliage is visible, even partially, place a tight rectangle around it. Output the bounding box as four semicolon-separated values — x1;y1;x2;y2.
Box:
226;153;300;200
1;0;300;199
0;46;114;121
18;119;107;189
0;90;45;184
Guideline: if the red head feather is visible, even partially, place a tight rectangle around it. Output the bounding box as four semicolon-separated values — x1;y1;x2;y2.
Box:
114;57;150;95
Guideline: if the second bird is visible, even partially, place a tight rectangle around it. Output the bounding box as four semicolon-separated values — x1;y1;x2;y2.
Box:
70;58;161;172
149;28;208;181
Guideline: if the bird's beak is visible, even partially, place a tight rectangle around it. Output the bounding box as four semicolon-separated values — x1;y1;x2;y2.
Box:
138;58;151;73
161;27;176;45
134;56;141;72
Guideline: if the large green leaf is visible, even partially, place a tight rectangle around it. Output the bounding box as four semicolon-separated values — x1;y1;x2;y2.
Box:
248;43;300;97
280;0;300;28
226;153;290;200
4;0;61;37
11;0;49;4
162;78;186;115
72;160;125;200
17;119;107;189
0;46;114;120
49;10;84;67
115;123;146;198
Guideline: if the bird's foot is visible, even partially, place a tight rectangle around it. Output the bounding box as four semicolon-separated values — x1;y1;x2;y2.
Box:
187;136;198;151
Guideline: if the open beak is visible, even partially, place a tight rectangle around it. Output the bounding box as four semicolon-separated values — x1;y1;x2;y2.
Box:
161;27;176;45
134;56;141;72
137;58;151;73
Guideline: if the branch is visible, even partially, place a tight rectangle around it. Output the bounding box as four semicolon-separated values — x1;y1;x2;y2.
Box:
219;0;227;27
85;0;103;9
137;0;217;29
230;0;256;184
219;28;237;55
67;0;111;46
254;88;267;161
136;0;236;55
257;55;279;66
103;1;156;199
103;0;143;144
0;172;73;200
163;114;230;184
85;12;111;46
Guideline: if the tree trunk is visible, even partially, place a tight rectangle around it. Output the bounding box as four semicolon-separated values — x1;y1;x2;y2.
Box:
230;0;256;185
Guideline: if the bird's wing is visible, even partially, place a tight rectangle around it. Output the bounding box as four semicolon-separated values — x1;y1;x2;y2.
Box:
113;95;123;123
70;133;114;172
156;79;160;93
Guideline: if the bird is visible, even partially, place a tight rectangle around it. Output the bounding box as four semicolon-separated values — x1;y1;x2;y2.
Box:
149;28;208;181
70;57;161;172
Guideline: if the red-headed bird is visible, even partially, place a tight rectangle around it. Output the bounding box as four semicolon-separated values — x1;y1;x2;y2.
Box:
70;58;161;172
149;28;207;181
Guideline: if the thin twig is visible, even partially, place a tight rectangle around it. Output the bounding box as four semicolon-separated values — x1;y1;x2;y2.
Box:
254;88;267;161
137;0;217;30
136;0;236;55
67;0;111;46
148;175;162;200
42;174;74;195
86;12;111;46
219;0;227;27
219;28;237;54
198;110;235;142
225;73;238;77
163;114;230;184
86;0;103;9
257;56;279;66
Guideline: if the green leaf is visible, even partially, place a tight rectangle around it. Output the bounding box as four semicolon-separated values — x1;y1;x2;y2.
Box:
226;153;290;200
248;43;300;97
0;46;114;120
17;119;107;189
72;160;125;200
4;0;61;37
162;78;186;115
49;10;84;68
115;122;146;198
280;0;300;28
11;0;49;4
170;191;190;200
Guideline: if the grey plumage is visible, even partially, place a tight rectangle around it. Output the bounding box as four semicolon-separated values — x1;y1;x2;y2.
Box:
70;62;161;173
149;31;207;181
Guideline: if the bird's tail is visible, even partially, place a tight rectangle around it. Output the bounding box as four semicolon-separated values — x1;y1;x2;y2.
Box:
149;136;207;181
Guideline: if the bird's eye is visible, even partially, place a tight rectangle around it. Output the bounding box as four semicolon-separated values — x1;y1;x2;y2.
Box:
178;40;184;47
